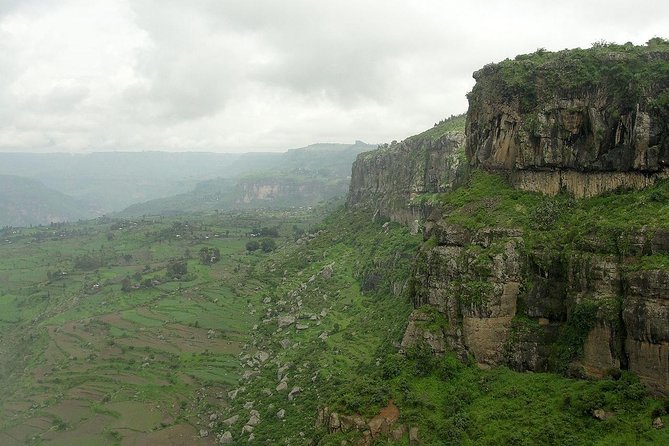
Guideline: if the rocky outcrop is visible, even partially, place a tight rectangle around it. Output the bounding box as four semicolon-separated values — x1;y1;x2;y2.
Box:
410;224;524;366
466;42;669;197
316;402;407;445
623;270;669;390
347;120;465;229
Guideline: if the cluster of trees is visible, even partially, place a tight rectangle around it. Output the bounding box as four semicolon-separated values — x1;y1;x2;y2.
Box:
166;259;188;279
121;258;191;292
246;238;276;253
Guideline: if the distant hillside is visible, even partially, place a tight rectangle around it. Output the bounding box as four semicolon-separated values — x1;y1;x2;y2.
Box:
0;175;96;227
116;141;374;216
0;141;375;214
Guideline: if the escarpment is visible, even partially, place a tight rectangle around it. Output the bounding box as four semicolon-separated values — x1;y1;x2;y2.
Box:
350;41;669;392
234;176;347;207
466;40;669;198
346;115;466;230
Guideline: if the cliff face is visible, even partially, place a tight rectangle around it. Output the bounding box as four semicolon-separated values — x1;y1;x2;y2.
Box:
235;176;348;207
407;219;669;391
393;42;669;392
347;116;466;229
466;42;669;197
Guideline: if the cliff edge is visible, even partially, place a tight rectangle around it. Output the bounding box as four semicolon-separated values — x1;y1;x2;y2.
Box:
467;39;669;197
346;115;466;229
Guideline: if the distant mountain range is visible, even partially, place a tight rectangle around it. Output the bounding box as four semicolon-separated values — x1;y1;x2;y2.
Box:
0;141;376;226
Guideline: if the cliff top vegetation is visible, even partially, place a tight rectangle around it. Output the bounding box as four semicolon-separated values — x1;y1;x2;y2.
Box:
469;38;669;112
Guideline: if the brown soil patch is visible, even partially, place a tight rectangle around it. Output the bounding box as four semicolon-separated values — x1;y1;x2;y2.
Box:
46;399;90;424
1;416;52;444
107;401;164;431
100;312;137;330
378;400;400;423
40;413;115;446
0;432;24;446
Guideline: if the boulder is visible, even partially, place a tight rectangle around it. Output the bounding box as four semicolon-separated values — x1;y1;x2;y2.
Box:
288;386;302;401
278;315;296;328
653;417;665;429
223;415;239;426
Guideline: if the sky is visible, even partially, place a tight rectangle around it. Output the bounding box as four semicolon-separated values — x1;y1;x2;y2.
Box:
0;0;668;153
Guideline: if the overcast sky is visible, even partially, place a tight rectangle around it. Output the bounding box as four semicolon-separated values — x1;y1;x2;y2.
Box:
0;0;668;153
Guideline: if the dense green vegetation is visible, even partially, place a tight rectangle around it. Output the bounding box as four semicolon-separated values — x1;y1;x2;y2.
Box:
413;114;467;142
215;207;668;445
436;170;669;261
471;38;669;112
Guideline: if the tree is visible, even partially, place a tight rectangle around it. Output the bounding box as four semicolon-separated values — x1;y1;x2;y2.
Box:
261;238;276;253
166;259;188;279
246;240;260;252
121;277;132;292
199;247;220;265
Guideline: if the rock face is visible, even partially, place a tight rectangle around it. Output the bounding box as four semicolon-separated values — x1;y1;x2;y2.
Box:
409;218;669;391
347;118;466;228
235;177;348;206
466;43;669;198
395;42;669;392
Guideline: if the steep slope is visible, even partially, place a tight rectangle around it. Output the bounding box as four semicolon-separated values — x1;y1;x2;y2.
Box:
0;175;96;226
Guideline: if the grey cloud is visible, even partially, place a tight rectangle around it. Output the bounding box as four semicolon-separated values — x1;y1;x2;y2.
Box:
1;0;669;152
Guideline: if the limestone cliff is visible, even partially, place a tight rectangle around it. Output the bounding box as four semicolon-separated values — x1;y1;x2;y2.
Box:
346;115;466;229
393;41;669;392
466;40;669;197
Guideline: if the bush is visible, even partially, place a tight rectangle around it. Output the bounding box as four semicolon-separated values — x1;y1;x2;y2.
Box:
261;238;277;252
246;240;260;252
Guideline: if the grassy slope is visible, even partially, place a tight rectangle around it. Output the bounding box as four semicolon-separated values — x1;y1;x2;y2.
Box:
434;171;669;268
218;207;669;445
